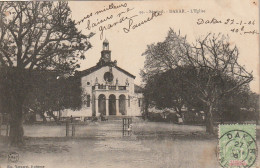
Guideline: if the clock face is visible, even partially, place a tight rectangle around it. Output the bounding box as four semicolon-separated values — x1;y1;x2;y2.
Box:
104;72;113;82
105;53;110;59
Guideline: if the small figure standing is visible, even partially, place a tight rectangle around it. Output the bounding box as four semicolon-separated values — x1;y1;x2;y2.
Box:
70;115;73;123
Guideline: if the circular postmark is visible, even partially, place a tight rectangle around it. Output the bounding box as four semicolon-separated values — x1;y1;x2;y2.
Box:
219;130;257;168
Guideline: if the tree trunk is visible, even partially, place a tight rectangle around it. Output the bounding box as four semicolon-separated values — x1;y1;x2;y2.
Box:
205;105;214;134
178;110;184;124
9;86;26;146
9;107;24;146
5;68;30;146
48;111;59;124
176;106;183;118
58;110;61;120
143;97;149;120
39;112;47;123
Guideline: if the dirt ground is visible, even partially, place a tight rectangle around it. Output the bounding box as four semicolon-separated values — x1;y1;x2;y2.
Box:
0;119;259;168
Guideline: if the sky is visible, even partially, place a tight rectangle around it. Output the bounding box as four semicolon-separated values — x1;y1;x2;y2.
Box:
68;0;259;93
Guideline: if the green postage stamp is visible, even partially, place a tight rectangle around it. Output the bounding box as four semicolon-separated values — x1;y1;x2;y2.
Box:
218;124;257;168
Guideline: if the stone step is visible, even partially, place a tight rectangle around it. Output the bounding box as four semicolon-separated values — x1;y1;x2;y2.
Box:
106;116;132;119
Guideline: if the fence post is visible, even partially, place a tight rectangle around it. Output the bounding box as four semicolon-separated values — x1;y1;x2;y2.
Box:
122;118;125;136
129;118;133;136
6;124;9;136
122;118;124;130
0;115;2;136
66;121;69;137
72;124;75;137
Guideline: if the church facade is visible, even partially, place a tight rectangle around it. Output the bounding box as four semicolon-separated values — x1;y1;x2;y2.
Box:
62;40;143;119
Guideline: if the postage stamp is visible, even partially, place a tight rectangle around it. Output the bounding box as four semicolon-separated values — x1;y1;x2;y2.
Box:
218;124;257;168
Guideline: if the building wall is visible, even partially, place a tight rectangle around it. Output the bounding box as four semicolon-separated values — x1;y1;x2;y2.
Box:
81;66;135;94
81;66;135;117
61;66;142;118
127;93;143;116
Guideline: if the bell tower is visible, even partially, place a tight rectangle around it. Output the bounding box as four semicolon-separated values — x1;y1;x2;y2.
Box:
100;39;111;63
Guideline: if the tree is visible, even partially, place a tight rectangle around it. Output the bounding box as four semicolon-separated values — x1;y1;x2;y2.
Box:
216;84;250;122
143;67;197;118
248;92;260;124
0;2;94;145
23;71;82;123
142;29;253;134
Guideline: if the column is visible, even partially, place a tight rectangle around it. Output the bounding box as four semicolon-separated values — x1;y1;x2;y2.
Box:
106;98;109;116
116;97;120;116
95;98;98;117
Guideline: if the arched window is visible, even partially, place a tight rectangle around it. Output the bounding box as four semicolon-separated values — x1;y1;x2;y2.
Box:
87;95;91;107
119;94;126;115
138;98;141;107
109;94;116;115
98;94;106;115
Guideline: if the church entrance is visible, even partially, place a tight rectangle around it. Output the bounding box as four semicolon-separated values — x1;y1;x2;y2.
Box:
119;94;126;115
98;94;106;115
109;94;116;115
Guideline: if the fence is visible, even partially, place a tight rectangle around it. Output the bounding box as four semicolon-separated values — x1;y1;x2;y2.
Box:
63;118;134;137
65;121;76;137
122;118;132;136
0;114;9;136
0;124;9;136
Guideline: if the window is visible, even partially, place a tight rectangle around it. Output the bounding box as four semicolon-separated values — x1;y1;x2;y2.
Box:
128;96;130;107
87;95;91;107
138;99;141;107
104;72;113;82
87;82;90;85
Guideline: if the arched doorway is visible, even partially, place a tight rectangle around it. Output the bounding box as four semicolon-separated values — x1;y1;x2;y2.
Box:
109;94;116;115
119;94;126;115
98;94;106;115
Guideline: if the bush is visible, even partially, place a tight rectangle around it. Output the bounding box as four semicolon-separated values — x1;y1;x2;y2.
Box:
165;112;178;123
147;112;163;122
183;111;205;124
147;111;178;123
221;109;257;122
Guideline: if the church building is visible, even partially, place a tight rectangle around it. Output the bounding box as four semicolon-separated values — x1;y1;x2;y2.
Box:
62;39;143;119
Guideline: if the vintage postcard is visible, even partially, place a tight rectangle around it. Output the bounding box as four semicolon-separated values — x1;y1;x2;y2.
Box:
0;0;259;168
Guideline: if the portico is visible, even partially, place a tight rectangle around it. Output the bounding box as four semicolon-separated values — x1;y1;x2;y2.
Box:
94;87;129;116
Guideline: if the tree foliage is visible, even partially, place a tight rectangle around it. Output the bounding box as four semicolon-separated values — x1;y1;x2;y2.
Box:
0;1;94;145
23;71;82;123
142;29;253;134
144;66;201;117
0;2;94;71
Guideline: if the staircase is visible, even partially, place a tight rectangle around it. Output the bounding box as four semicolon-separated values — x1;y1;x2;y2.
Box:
105;115;133;121
94;116;138;139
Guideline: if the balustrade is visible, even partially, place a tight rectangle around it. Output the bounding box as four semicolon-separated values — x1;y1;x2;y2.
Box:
93;84;127;90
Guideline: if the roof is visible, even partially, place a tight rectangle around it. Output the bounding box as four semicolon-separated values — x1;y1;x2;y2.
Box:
76;62;136;79
134;84;143;93
103;38;109;44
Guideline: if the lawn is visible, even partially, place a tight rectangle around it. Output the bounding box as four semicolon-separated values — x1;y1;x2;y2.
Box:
0;119;259;168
